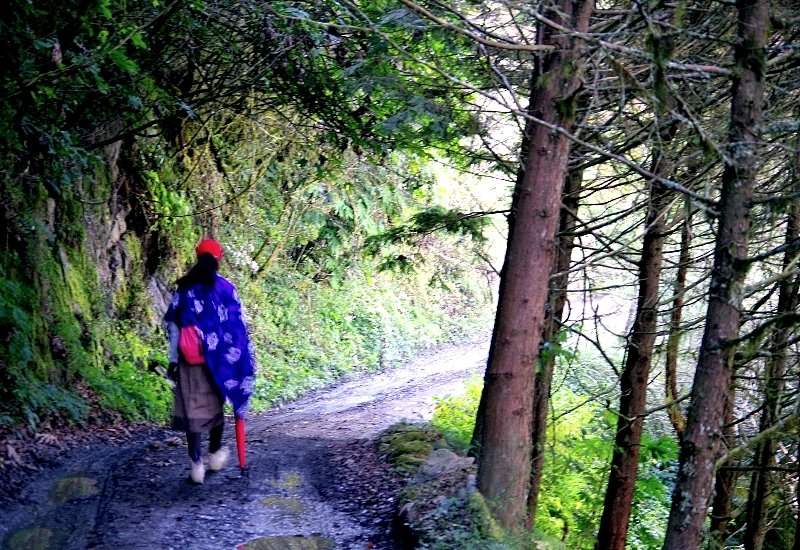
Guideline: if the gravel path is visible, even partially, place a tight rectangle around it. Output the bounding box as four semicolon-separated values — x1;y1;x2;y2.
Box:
0;339;489;550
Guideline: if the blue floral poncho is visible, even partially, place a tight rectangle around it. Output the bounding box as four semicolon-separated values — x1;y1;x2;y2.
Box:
165;274;256;419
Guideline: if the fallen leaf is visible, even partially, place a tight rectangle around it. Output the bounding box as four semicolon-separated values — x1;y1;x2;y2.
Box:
36;433;60;446
7;444;22;465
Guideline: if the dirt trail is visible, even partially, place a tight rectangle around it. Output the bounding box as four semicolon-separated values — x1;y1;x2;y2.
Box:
0;339;489;550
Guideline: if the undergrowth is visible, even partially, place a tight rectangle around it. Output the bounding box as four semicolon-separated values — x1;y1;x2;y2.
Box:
429;373;677;549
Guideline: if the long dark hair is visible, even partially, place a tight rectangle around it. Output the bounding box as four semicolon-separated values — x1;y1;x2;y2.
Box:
177;253;219;289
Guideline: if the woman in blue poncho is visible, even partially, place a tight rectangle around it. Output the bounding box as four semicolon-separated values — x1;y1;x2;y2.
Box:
165;239;255;484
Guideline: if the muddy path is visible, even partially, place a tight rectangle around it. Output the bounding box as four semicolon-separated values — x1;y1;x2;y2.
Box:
0;339;489;550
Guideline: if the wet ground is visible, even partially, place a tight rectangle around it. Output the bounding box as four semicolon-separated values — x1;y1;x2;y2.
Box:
0;339;489;550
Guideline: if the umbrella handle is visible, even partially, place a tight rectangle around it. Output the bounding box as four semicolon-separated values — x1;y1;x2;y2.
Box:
235;417;246;471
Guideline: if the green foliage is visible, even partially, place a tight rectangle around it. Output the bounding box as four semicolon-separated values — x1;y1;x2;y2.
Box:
431;365;678;549
241;265;490;410
85;323;172;422
264;1;484;157
365;206;489;272
0;0;494;438
431;376;483;453
535;390;613;547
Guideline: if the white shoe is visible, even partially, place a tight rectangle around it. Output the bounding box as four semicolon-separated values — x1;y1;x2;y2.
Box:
190;460;205;484
208;447;230;471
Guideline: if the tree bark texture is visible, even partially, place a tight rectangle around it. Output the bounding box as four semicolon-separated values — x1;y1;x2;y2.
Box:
662;1;768;547
709;394;737;546
596;139;675;550
526;166;583;530
472;0;594;530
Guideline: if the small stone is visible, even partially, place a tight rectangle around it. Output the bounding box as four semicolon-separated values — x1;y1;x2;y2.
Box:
417;449;474;479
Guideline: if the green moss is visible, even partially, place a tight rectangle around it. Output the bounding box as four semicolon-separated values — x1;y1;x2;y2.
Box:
467;492;504;541
381;422;526;550
112;234;150;319
390;439;434;457
0;167;171;428
4;527;54;550
379;423;446;473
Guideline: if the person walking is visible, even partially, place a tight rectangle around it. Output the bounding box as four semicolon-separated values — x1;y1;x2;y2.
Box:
164;238;256;483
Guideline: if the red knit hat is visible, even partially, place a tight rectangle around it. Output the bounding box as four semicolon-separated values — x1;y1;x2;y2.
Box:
196;238;223;259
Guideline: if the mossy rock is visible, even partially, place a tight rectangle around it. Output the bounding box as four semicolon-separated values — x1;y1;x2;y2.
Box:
383;423;520;550
380;422;446;473
384;429;437;446
389;439;434;457
391;454;429;472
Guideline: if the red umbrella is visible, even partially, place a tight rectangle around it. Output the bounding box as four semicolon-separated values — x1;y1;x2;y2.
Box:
235;417;246;473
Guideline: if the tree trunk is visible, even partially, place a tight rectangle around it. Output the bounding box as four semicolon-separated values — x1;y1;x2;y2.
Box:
794;441;800;550
596;138;675;550
665;199;691;443
471;0;594;530
743;176;800;550
595;25;680;546
526;166;583;530
709;394;737;547
662;1;768;547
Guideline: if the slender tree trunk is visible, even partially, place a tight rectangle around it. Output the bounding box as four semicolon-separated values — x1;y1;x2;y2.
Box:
665;200;691;443
794;441;800;550
743;175;800;550
596;136;675;549
595;25;680;546
471;0;594;530
526;166;583;530
709;394;737;547
662;1;768;547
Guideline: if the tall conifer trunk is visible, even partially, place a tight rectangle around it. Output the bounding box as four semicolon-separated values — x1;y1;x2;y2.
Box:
709;395;737;545
596;142;675;550
471;0;594;530
595;27;678;547
662;0;768;547
526;166;583;530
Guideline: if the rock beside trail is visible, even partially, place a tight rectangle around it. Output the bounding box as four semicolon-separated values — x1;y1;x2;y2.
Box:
379;425;501;549
417;448;475;480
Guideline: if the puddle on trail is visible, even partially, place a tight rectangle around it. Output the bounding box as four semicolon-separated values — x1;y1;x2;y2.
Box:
48;476;100;504
268;472;302;489
4;527;54;550
261;496;305;515
237;535;335;550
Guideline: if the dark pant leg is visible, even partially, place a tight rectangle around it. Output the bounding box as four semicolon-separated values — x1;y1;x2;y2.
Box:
209;424;223;454
186;431;202;463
